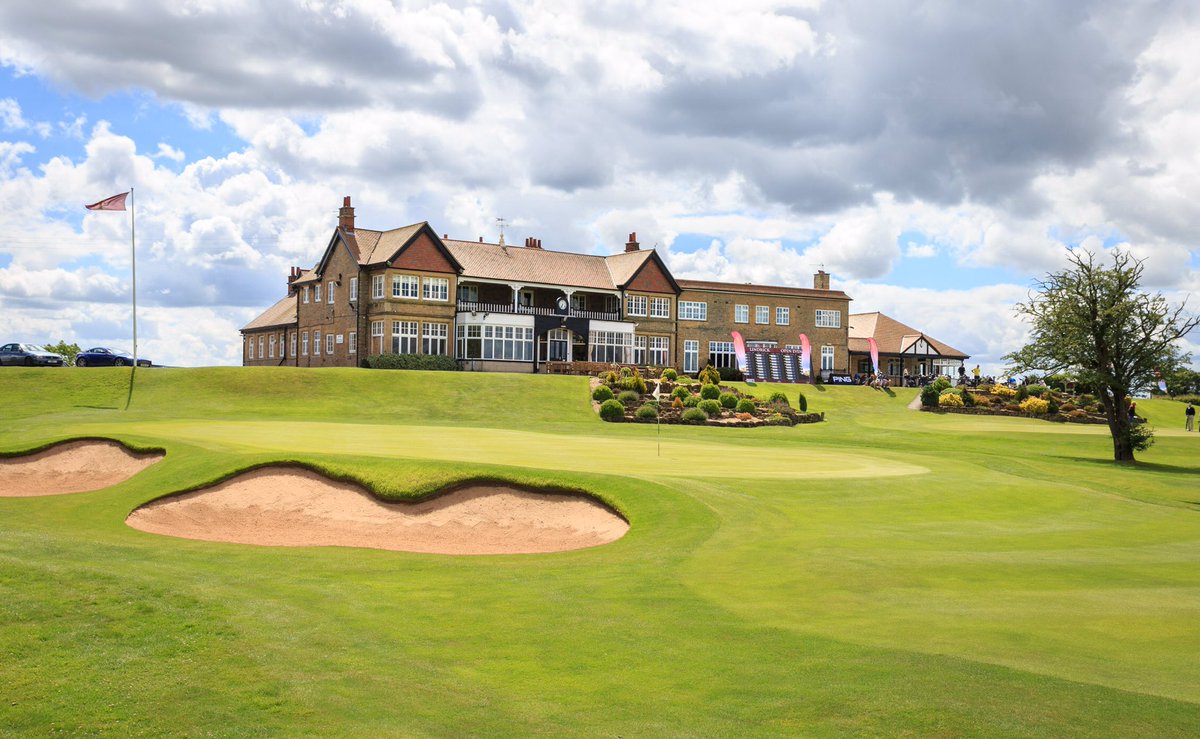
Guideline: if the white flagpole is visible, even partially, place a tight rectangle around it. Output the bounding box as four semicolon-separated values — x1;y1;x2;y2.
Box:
130;187;137;368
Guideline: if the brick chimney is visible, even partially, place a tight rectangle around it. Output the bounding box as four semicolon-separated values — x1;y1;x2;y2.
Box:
813;270;830;290
624;231;640;252
286;266;302;295
339;196;355;232
525;237;542;249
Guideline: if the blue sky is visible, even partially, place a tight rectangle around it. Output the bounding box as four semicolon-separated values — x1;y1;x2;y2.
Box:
1;1;1198;370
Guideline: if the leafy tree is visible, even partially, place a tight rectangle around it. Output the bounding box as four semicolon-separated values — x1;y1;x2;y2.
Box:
1006;249;1199;462
44;340;81;366
1162;367;1200;396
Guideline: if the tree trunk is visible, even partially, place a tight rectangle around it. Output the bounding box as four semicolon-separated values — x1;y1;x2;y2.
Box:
1102;387;1136;463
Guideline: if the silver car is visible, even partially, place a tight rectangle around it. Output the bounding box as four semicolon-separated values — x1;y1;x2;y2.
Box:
0;343;65;366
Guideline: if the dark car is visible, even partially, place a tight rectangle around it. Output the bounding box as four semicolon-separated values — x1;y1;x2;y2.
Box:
75;347;152;367
0;343;65;366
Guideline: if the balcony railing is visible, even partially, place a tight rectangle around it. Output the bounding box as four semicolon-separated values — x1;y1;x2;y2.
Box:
457;300;620;321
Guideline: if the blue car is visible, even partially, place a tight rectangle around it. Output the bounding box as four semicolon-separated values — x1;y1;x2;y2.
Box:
75;347;152;368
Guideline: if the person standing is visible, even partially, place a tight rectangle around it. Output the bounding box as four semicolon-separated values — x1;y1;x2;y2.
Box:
1187;402;1195;432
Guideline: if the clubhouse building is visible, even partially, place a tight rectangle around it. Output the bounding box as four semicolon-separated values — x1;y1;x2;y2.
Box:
242;197;967;379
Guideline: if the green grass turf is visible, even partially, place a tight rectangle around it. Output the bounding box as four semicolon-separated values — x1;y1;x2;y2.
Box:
2;366;1199;735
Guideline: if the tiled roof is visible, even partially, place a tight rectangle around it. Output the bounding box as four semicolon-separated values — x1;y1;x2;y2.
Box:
443;239;619;290
358;224;422;265
604;249;656;287
847;312;968;358
242;295;296;331
677;279;852;301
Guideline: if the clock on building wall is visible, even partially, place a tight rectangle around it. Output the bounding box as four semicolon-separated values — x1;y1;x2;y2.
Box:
556;296;569;314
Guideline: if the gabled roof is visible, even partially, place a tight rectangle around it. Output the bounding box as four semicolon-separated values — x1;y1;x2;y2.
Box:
847;312;968;359
310;223;462;273
241;295;297;332
606;249;681;293
442;238;620;290
677;279;852;301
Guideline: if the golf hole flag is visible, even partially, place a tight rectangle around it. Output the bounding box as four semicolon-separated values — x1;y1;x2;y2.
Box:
798;333;812;377
85;192;129;211
730;331;755;385
868;337;880;376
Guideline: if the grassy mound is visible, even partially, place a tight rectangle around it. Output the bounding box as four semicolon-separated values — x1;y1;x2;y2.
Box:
1;367;1199;735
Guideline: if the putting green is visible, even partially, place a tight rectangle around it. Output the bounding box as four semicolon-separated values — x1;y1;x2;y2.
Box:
71;419;928;480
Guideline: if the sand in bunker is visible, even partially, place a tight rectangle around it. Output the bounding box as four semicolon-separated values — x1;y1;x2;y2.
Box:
0;440;162;497
126;467;629;555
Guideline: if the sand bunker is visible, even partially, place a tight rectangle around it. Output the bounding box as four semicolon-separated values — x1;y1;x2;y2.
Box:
0;439;163;497
126;467;629;555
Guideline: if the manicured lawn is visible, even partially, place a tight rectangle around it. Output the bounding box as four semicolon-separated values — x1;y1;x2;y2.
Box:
2;367;1199;735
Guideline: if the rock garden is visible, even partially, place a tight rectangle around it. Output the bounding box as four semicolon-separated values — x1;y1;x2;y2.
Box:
591;366;823;426
919;376;1115;423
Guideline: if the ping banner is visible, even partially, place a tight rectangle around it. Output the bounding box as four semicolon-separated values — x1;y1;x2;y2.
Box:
798;333;812;378
868;337;880;376
730;331;755;385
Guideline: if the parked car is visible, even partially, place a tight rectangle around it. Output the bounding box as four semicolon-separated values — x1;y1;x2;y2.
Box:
0;343;65;366
75;347;152;367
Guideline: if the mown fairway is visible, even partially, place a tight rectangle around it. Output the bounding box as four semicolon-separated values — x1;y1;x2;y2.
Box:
2;367;1199;736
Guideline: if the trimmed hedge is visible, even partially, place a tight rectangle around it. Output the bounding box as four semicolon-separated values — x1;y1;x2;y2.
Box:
592;385;615;402
671;386;691;400
660;368;678;381
599;399;626;422
767;391;789;407
635;404;658;420
700;384;721;400
736;398;756;414
365;353;459;371
719;392;738;409
682;407;709;422
617;390;640;403
699;399;722;416
796;392;807;412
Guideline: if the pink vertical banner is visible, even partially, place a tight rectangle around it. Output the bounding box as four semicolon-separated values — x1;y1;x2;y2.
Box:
868;337;880;376
798;333;812;377
730;330;755;384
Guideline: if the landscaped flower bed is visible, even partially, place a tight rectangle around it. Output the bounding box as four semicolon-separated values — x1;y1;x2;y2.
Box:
590;368;822;426
921;379;1115;424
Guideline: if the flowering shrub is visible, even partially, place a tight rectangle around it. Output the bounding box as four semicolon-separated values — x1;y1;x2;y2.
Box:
938;392;965;407
992;385;1018;398
1020;396;1050;414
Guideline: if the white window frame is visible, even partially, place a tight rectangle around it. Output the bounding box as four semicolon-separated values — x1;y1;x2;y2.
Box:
327;281;335;304
684;339;699;373
325;333;334;355
371;275;385;300
313;331;321;356
679;301;707;321
816;309;841;328
422;322;449;355
301;331;309;356
734;304;749;324
649;336;669;366
457;283;478;303
392;321;417;354
589;330;633;363
650;297;670;319
423;277;449;302
268;334;276;359
755;305;769;324
821;345;835;370
289;332;296;357
633;335;647;365
348;332;357;354
626;294;647;317
257;336;264;359
394;274;419;299
302;286;310;304
349;277;357;303
314;282;321;303
247;338;255;360
776;307;790;325
709;341;736;369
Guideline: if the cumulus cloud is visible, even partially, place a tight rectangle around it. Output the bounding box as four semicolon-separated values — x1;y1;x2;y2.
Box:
0;1;1198;365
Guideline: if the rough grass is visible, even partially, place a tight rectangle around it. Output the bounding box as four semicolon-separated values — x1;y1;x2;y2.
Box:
1;367;1199;736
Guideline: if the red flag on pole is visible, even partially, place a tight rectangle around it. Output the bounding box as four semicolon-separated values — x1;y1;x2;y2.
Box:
85;192;129;211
